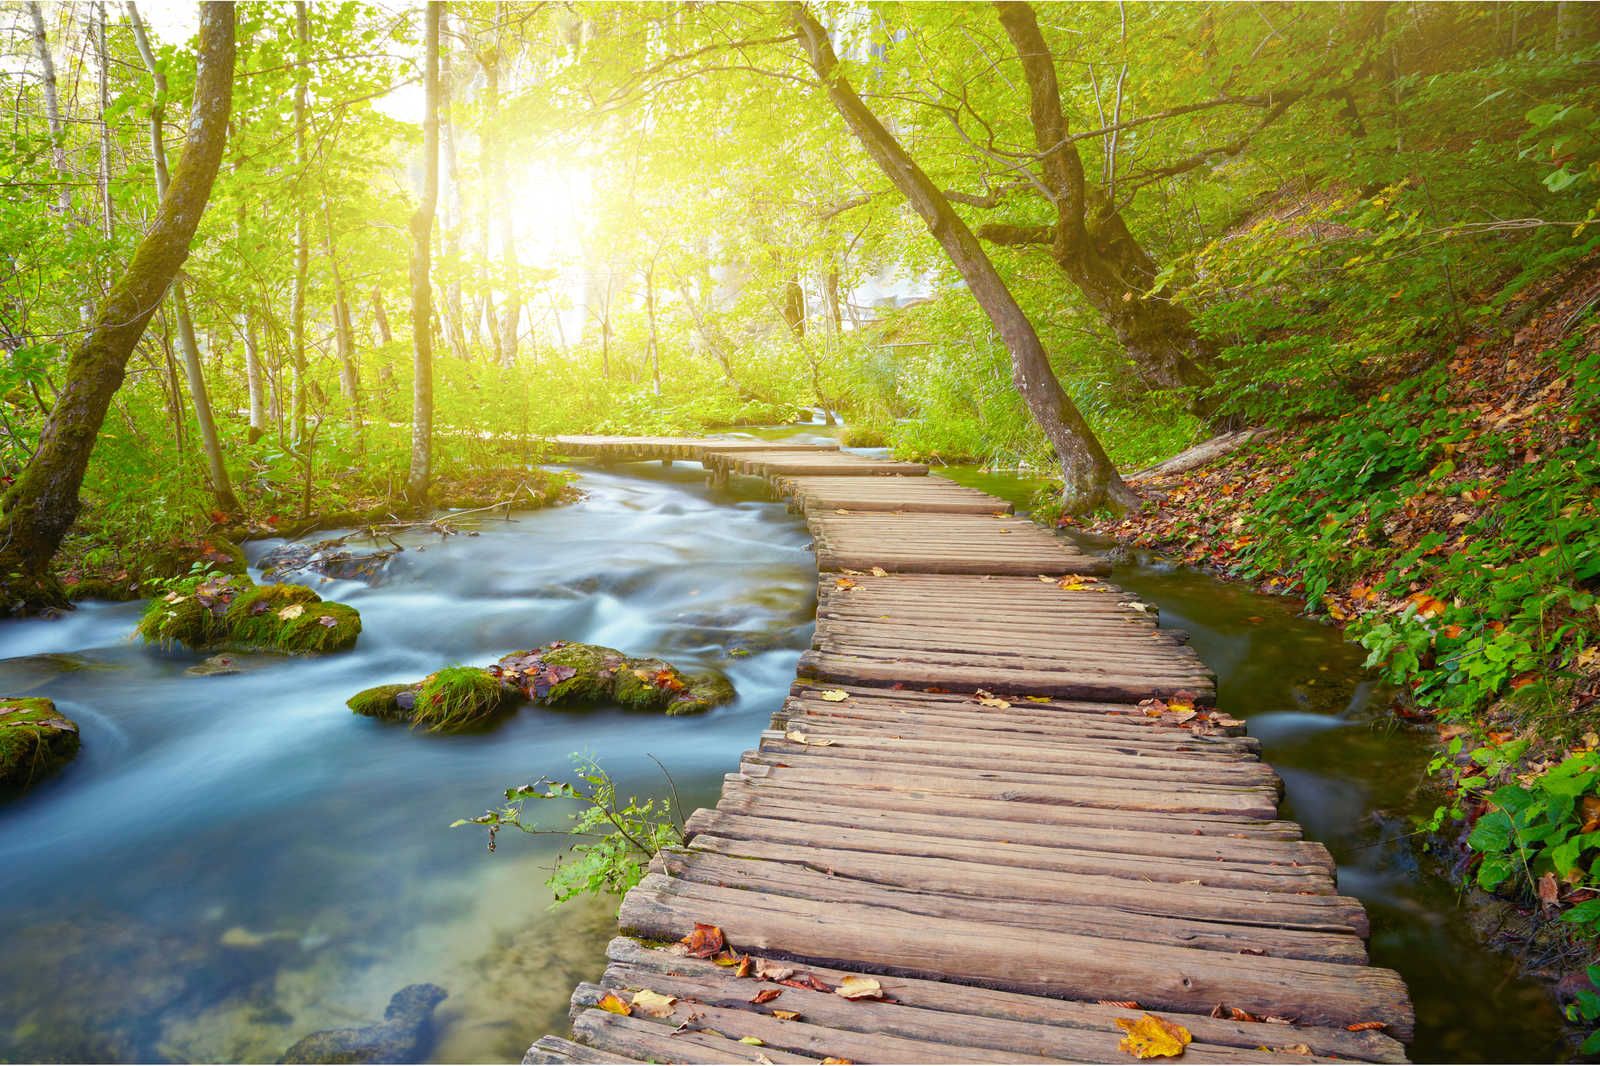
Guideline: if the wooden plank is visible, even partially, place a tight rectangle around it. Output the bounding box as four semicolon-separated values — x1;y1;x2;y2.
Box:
522;1035;644;1065
704;787;1335;869
736;759;1279;818
573;982;1052;1064
667;840;1357;934
602;939;1409;1064
656;851;1362;964
616;877;1414;1038
752;735;1281;789
799;648;1216;702
683;810;1327;892
716;775;1305;839
774;474;1012;514
569;1008;813;1064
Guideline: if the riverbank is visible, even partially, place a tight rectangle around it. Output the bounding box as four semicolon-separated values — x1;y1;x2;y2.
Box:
1075;261;1600;1040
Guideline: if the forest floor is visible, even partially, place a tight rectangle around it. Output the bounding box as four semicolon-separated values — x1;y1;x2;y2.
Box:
1077;256;1600;1027
55;462;577;603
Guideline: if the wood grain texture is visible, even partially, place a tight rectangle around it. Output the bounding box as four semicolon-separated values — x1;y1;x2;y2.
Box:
523;435;1414;1062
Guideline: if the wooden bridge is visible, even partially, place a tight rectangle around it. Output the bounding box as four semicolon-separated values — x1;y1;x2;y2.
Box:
526;434;1414;1065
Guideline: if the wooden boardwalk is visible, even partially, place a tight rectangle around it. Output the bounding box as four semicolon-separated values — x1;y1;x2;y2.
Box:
528;435;1413;1065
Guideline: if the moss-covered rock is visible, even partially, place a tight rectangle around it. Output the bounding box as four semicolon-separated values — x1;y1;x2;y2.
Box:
0;697;80;791
347;683;415;722
411;667;511;731
493;642;733;715
136;576;361;655
348;643;734;734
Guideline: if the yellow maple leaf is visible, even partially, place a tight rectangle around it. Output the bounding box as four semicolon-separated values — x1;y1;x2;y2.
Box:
597;991;631;1016
1116;1014;1192;1059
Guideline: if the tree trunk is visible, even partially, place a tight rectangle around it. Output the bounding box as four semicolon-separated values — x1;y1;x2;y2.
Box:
644;261;661;396
130;0;241;516
789;3;1133;513
290;1;310;444
987;3;1213;404
480;10;520;365
26;3;71;218
439;11;471;361
243;313;266;443
782;277;806;337
320;192;362;425
371;286;392;344
0;2;235;612
406;1;441;505
94;2;114;238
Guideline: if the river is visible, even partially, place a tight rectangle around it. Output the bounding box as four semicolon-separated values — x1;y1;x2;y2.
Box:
0;425;1567;1062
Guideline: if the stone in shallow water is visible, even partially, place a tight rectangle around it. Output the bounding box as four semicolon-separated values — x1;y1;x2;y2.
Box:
279;983;448;1064
0;696;80;791
185;652;286;677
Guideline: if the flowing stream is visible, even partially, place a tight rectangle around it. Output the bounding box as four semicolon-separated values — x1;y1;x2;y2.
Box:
0;424;1569;1063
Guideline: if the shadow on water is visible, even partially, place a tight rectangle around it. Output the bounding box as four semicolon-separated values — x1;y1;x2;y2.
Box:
957;466;1569;1063
0;420;1568;1063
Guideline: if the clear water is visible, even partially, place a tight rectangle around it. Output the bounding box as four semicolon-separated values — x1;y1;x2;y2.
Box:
0;424;1567;1063
0;463;815;1063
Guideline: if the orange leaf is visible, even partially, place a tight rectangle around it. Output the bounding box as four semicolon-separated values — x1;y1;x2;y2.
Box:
750;989;783;1005
679;923;725;959
597;992;631;1016
1344;1021;1387;1032
771;1009;801;1021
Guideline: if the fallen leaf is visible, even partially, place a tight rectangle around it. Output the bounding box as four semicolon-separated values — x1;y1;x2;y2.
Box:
597;992;631;1016
163;590;186;604
631;990;677;1018
778;973;834;993
1275;1044;1313;1055
713;950;746;967
834;976;884;1000
834;577;857;590
870;566;888;577
736;955;753;978
819;690;849;702
1344;1021;1387;1032
739;1036;765;1046
1025;695;1053;703
750;989;783;1005
754;960;795;981
679;923;725;958
771;1009;801;1021
785;730;835;746
978;696;1011;709
1581;795;1600;833
316;615;337;627
1116;1014;1192;1059
821;1059;854;1065
1098;1000;1141;1009
1538;872;1560;906
277;603;305;620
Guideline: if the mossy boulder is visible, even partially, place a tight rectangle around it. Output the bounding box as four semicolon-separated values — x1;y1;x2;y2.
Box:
136;576;361;655
494;641;733;715
348;642;734;733
349;669;513;733
0;697;80;791
279;983;447;1065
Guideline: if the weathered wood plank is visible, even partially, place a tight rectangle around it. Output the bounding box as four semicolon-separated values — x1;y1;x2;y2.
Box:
602;939;1409;1064
616;877;1414;1038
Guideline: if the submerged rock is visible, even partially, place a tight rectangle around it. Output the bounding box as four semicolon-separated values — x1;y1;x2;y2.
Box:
137;576;361;656
186;652;285;678
279;983;447;1065
259;538;400;585
0;696;80;791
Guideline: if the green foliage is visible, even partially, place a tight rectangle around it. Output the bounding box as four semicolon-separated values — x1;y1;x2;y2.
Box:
1563;966;1600;1057
454;755;683;905
411;667;508;732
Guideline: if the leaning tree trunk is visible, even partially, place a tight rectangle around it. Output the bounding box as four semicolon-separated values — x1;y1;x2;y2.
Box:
0;2;235;613
129;0;241;516
406;1;441;505
988;3;1213;402
789;3;1134;513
